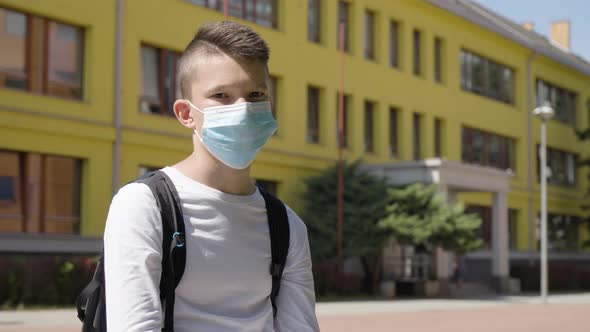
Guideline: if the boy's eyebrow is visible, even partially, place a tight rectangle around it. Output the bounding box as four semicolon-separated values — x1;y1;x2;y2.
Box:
204;81;268;95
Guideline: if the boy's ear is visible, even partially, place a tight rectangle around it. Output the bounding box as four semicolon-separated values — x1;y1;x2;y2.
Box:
174;100;196;129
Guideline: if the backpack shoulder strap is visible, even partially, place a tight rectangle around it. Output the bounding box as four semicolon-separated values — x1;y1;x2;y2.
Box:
135;170;186;332
256;184;290;318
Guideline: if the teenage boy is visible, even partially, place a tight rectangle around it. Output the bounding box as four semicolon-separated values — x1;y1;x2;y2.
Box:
104;21;320;332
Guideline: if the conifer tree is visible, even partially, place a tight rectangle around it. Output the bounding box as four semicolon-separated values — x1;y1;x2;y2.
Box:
302;161;390;292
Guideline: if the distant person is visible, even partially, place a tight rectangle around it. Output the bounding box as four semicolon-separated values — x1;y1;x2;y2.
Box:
103;21;319;331
452;253;465;289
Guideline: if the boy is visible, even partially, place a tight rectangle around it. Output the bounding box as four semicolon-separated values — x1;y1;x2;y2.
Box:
104;22;320;331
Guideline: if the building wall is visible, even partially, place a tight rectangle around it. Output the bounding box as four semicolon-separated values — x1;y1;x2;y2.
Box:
0;0;588;252
0;0;115;237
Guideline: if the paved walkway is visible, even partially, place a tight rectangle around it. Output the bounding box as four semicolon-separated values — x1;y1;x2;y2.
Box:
1;293;589;331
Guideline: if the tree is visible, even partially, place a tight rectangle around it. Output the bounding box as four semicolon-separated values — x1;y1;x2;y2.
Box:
378;183;483;254
575;98;590;248
303;160;390;293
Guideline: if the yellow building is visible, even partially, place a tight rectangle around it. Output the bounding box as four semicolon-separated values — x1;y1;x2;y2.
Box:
0;0;589;292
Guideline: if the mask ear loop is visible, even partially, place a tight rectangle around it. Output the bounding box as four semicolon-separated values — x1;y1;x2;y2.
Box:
186;100;205;140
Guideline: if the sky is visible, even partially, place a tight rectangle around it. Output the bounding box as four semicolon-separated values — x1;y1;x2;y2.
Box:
474;0;590;62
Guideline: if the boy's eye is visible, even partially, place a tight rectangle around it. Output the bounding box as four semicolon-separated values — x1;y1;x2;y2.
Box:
249;91;266;98
211;92;228;99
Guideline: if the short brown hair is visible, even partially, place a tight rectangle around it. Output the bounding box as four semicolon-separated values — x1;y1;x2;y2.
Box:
178;21;270;98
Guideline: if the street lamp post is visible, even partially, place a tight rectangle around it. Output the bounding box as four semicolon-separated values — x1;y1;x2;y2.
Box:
533;102;554;304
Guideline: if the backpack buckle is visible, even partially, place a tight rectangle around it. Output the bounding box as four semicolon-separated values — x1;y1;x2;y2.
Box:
172;232;185;248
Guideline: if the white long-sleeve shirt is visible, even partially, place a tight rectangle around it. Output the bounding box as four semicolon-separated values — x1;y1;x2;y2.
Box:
104;166;319;332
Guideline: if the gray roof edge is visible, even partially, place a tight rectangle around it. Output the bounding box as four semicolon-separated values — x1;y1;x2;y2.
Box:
426;0;590;77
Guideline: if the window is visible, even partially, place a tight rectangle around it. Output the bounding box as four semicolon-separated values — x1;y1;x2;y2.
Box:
413;113;421;160
364;100;375;152
508;209;518;250
364;10;375;60
0;9;27;90
140;45;181;117
413;29;421;76
256;179;278;196
0;176;15;201
462;126;515;171
188;0;278;29
537;145;577;187
389;20;399;68
536;79;577;126
434;117;443;157
460;49;514;104
434;37;443;83
337;1;350;52
0;151;21;233
187;0;223;9
0;150;82;234
47;21;84;99
43;156;82;234
4;9;26;36
307;86;320;143
269;75;278;134
538;213;581;251
466;205;518;249
389;107;399;156
466;205;492;249
308;0;321;43
336;94;350;148
0;8;84;99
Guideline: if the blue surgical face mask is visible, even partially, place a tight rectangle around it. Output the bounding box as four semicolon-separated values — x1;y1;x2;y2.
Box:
187;100;277;169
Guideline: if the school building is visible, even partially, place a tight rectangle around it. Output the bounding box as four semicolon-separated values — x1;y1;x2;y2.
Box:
0;0;589;293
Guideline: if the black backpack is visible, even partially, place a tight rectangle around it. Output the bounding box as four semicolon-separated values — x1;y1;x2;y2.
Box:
76;170;290;332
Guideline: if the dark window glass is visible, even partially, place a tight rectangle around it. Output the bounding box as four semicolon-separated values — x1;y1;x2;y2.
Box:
413;113;421;160
308;0;321;43
364;10;375;60
434;117;443;157
460;49;514;104
364;101;374;152
140;45;162;114
389;20;399;68
140;45;180;117
43;156;82;235
543;213;580;251
0;9;27;90
508;209;518;250
413;30;421;76
466;205;492;248
307;86;320;143
0;10;86;99
0;176;15;201
389;107;398;156
462;126;515;171
434;37;442;83
537;145;577;187
536;79;577;126
337;1;349;52
336;94;349;148
46;21;84;99
189;0;277;29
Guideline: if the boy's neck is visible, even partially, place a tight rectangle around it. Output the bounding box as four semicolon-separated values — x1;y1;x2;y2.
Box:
173;152;256;196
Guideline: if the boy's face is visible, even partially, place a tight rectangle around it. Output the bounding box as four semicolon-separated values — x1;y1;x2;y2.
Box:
184;52;270;132
173;51;273;169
